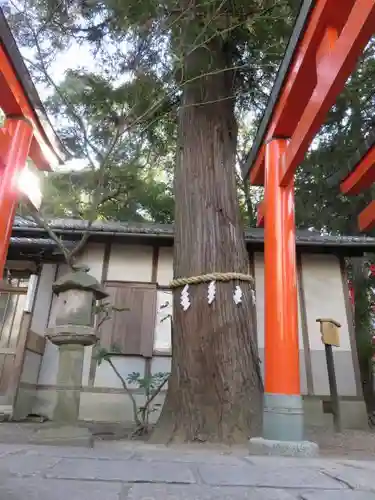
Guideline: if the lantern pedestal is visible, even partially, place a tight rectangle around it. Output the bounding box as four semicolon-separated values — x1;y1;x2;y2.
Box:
35;270;108;446
30;424;94;448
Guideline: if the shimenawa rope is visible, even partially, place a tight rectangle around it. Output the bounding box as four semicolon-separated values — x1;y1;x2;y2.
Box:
169;272;254;288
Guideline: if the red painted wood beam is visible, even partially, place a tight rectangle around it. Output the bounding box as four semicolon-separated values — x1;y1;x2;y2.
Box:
358;201;375;232
264;138;299;395
0;46;59;170
250;0;355;186
0;118;33;276
0;128;10;164
340;146;375;195
316;26;338;63
256;200;265;228
281;0;375;187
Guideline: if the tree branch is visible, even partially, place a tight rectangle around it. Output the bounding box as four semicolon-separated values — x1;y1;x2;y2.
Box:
107;357;142;427
28;206;71;262
144;375;169;411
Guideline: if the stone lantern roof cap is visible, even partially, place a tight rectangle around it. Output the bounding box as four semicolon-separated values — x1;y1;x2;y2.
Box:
52;270;108;300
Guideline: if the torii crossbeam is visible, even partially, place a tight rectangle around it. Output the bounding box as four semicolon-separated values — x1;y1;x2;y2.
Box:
243;0;375;448
340;128;375;231
0;10;66;278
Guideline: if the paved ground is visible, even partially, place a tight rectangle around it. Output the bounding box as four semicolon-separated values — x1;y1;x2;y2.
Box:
0;442;375;499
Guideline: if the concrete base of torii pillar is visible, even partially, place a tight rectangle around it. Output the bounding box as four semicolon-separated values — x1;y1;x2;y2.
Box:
249;394;319;457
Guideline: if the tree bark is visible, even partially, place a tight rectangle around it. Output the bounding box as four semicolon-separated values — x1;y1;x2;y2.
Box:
152;35;262;444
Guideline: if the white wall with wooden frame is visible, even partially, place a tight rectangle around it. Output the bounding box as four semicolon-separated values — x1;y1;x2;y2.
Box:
24;240;365;426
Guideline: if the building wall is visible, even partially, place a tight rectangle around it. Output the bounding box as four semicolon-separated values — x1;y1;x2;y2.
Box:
30;264;56;336
301;254;357;397
107;243;153;282
14;349;42;419
253;252;358;398
29;241;365;428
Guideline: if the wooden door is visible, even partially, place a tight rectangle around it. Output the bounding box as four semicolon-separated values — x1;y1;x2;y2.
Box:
0;279;27;410
99;282;157;357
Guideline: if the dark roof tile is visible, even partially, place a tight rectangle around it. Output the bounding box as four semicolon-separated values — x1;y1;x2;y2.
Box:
11;217;375;250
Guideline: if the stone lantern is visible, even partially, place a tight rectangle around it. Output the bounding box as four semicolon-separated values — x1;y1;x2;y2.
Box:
47;270;108;425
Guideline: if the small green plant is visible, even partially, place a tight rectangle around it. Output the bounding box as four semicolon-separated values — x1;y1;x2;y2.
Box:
94;301;128;328
95;346;169;436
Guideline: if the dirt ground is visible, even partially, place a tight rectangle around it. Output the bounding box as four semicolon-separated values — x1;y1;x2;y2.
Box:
0;420;374;459
305;425;375;459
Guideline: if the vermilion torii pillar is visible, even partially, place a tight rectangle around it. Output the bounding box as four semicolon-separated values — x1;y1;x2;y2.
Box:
263;138;301;441
0;10;66;280
0;118;33;275
243;0;375;453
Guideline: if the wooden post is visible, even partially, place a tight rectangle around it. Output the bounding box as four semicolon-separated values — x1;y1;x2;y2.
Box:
316;318;342;433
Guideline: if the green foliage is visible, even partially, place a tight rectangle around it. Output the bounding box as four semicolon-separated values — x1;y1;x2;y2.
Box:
94;345;169;434
6;0;300;228
127;371;169;394
294;40;375;234
95;346;110;366
8;0;374;234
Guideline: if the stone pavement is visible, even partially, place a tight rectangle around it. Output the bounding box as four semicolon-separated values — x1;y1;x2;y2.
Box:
0;442;375;499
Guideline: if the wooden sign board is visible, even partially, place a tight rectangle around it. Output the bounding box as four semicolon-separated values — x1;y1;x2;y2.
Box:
316;318;341;347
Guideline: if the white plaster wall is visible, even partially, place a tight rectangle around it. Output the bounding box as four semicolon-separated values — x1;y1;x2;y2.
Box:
30;264;56;336
33;243;358;411
151;356;171;374
107;244;153;282
94;356;146;389
302;253;356;396
253;253;265;349
154;290;172;352
301;254;350;351
157;247;173;286
75;243;105;281
21;351;41;384
79;392;165;423
37;341;59;385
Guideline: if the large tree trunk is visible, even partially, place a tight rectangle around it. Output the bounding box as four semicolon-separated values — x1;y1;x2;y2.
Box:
152;35;263;444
